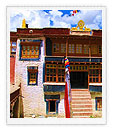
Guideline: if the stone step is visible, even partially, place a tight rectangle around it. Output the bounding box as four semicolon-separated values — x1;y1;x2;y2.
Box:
73;111;93;113
72;95;91;98
73;112;92;116
71;91;90;94
72;108;92;112
72;100;92;104
72;97;91;100
71;93;90;96
72;116;90;118
72;104;92;108
71;89;92;118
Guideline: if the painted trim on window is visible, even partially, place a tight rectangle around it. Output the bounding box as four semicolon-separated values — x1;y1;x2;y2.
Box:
27;67;38;86
19;40;42;61
95;97;102;111
44;95;60;115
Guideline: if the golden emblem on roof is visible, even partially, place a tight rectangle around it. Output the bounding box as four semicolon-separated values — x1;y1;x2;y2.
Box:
71;20;91;32
78;20;85;30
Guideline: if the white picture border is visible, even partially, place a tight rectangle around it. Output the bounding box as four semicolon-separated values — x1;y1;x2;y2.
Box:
6;6;107;124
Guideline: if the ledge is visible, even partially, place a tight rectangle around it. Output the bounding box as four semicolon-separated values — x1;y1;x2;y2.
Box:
89;83;102;86
43;82;65;86
89;85;102;92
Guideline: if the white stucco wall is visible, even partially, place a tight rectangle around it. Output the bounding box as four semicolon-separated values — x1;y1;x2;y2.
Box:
58;93;65;118
15;37;46;117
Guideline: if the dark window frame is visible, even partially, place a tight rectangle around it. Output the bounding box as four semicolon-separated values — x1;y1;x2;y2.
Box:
95;97;102;111
27;66;38;86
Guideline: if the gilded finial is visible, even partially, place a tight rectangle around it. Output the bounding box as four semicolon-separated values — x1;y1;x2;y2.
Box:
22;19;26;28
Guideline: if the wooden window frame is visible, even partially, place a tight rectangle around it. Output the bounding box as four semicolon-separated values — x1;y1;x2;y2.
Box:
96;97;102;111
28;67;38;85
46;64;57;82
68;43;75;54
53;43;60;53
89;65;102;83
52;43;66;55
61;43;66;53
70;65;88;72
98;44;102;55
91;44;98;55
58;65;65;82
21;44;40;59
83;44;89;55
45;64;65;83
76;44;82;54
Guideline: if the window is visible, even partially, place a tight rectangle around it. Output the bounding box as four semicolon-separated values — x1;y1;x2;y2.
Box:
98;45;102;54
68;44;75;53
46;64;56;82
45;95;60;115
20;39;41;60
84;45;89;54
53;43;66;54
28;66;38;85
91;45;98;54
89;65;102;83
96;97;102;111
61;43;66;53
58;65;65;82
53;43;59;53
46;64;65;82
89;69;99;82
76;44;82;54
10;42;17;56
21;45;39;59
70;65;88;71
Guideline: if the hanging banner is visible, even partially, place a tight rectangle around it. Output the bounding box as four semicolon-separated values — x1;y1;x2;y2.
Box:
64;57;71;118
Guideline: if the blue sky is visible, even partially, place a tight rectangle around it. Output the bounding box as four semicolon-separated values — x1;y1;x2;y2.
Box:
10;9;102;31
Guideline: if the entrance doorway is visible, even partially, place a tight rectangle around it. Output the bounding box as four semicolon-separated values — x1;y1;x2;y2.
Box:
70;72;88;89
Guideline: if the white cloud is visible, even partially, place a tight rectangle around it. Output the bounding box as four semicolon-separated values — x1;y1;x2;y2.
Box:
10;9;102;31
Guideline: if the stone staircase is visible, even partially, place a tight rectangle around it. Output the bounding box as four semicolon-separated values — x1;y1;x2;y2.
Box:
71;89;93;118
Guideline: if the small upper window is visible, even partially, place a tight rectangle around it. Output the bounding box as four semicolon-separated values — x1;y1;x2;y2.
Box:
21;45;39;59
76;44;82;54
61;44;66;53
91;45;98;54
84;45;89;54
20;39;41;60
53;43;59;53
68;44;75;53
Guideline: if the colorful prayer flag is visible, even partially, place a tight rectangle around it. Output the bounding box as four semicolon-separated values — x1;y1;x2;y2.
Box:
64;58;71;118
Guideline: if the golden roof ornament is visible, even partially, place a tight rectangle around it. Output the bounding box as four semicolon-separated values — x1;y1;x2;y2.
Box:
22;19;26;28
78;20;85;30
71;20;91;31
